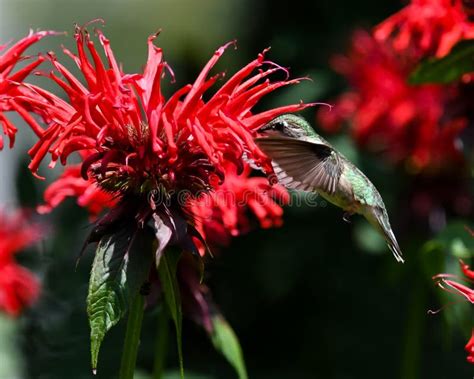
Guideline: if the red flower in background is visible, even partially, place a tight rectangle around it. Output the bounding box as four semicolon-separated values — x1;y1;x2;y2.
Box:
188;163;289;252
374;0;474;59
0;31;53;149
434;259;474;363
0;209;41;316
317;31;466;170
434;259;474;303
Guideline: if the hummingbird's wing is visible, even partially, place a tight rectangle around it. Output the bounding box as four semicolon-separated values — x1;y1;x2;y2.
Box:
256;136;343;194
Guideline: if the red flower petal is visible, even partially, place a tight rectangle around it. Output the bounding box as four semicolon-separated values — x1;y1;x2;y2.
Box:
466;330;474;364
0;31;55;149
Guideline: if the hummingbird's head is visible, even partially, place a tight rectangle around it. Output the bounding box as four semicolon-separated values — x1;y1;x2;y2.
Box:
259;114;313;138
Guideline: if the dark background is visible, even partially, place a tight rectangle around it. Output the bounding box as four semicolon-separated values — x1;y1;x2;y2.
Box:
0;0;472;378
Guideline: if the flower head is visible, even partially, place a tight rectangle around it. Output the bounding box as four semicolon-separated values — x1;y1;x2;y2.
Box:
22;27;312;195
0;209;42;316
317;30;466;170
17;26;312;256
374;0;474;58
0;31;53;149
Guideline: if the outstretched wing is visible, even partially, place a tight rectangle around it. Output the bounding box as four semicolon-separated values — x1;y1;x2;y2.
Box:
256;136;343;194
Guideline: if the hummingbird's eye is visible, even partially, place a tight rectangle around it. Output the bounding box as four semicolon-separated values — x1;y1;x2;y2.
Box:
260;120;288;133
272;121;287;131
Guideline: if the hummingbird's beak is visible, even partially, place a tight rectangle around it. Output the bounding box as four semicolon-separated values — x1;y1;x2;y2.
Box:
258;124;273;133
258;118;287;136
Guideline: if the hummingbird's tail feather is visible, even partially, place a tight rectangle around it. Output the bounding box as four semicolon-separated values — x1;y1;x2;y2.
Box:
369;207;404;263
384;229;404;263
377;211;405;263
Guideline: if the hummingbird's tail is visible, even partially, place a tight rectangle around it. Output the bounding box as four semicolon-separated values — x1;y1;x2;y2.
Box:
367;207;404;263
383;227;404;264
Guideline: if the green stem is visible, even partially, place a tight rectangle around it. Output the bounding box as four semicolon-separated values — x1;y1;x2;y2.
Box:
119;293;145;379
400;269;426;379
152;307;169;379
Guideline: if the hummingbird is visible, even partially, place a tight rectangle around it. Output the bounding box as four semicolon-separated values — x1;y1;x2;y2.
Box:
256;114;404;263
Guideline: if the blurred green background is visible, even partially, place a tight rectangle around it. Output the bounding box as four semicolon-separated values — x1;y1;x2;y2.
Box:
0;0;473;378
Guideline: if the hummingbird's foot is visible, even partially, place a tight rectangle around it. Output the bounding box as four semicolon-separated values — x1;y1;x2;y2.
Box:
343;212;353;223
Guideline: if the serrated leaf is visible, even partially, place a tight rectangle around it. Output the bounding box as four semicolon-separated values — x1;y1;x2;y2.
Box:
87;226;153;371
158;249;184;378
211;316;248;379
409;39;474;84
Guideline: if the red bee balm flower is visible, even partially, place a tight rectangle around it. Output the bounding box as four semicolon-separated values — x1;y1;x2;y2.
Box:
16;26;312;256
374;0;474;58
0;31;53;149
23;28;313;192
434;259;474;364
317;31;466;170
0;210;41;316
9;26;315;373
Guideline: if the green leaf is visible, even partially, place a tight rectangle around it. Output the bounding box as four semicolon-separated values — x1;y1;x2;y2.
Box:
87;226;153;372
211;315;248;379
409;39;474;84
158;249;184;378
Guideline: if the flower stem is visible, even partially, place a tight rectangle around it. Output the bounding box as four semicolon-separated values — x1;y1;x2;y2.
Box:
400;262;426;379
119;293;145;379
152;307;169;379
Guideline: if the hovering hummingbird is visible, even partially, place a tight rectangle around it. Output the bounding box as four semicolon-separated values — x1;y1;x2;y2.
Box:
256;114;404;263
